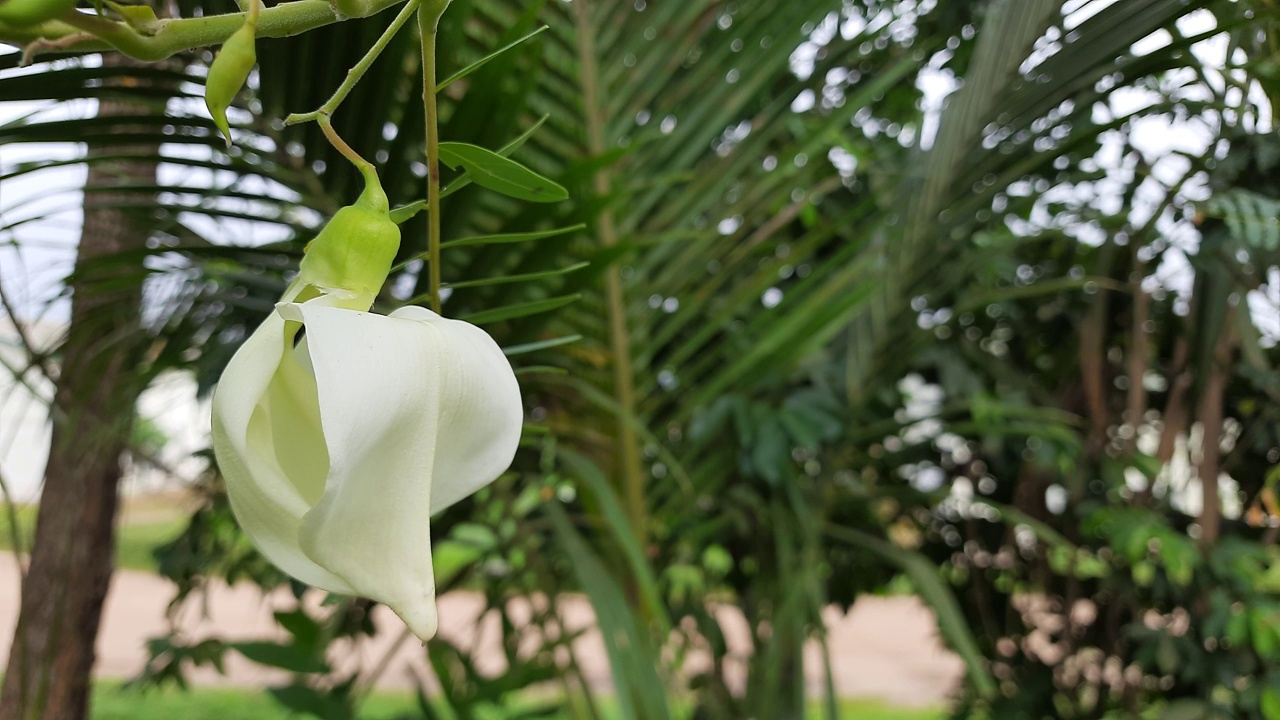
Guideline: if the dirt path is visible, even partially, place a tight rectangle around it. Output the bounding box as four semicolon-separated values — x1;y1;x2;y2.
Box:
0;553;962;707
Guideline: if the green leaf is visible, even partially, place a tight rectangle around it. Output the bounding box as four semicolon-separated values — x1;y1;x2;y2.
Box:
432;540;481;588
751;414;790;484
1207;188;1280;251
438;117;548;200
559;449;671;634
231;641;328;674
777;406;827;449
389;200;425;224
1156;700;1214;720
436;25;550;91
268;684;348;720
437;142;568;202
512;365;568;376
502;334;582;356
443;261;589;289
1261;687;1280;719
441;224;585;248
272;610;321;653
460;294;580;324
1251;607;1280;657
104;1;159;30
390;225;586;273
547;502;671;720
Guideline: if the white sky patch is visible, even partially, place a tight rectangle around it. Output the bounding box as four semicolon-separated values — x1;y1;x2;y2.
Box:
1251;267;1280;349
0;100;91;324
1063;0;1119;31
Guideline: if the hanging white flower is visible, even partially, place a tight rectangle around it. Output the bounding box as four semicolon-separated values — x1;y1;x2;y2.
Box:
211;174;522;641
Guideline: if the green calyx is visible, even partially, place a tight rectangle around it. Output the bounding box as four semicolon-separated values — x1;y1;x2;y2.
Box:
294;168;402;310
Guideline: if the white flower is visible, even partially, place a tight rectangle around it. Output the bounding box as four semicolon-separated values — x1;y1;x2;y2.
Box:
211;299;522;641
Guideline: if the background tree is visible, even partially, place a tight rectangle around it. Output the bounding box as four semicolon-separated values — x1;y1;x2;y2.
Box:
0;53;165;720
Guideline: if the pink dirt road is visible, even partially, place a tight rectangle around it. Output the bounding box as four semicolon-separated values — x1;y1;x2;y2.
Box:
0;554;962;707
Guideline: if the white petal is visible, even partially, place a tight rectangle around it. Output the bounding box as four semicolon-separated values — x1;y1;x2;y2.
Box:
211;311;354;593
389;305;524;513
293;305;521;640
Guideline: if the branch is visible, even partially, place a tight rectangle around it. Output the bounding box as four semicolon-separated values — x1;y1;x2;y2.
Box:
284;0;421;126
2;0;406;61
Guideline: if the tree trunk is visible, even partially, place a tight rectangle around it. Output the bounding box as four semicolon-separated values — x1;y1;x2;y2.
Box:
0;54;157;720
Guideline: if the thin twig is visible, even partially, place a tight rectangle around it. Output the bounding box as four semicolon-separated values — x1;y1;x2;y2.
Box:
353;626;413;699
0;280;55;385
318;115;374;173
20;32;97;65
1196;307;1236;546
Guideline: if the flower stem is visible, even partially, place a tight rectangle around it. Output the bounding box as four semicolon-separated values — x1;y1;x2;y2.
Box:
284;0;421;126
318;115;374;175
418;0;449;315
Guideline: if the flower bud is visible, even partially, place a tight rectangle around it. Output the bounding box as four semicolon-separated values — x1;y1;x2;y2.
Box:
205;17;257;147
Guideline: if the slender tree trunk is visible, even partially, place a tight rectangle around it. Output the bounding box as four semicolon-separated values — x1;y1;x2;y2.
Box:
0;54;156;720
1196;309;1235;547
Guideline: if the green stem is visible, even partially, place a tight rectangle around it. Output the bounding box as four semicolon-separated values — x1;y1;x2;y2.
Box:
58;8;167;59
285;0;421;126
318;115;374;174
418;0;449;315
6;0;406;61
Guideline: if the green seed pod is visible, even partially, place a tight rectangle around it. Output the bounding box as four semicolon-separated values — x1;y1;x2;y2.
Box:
0;0;77;28
204;18;257;147
294;170;402;310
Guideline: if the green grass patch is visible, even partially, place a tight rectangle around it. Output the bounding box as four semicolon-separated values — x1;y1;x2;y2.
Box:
832;699;945;720
0;503;185;573
87;682;942;720
92;683;415;720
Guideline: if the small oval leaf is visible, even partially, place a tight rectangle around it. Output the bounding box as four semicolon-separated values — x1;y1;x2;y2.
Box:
438;142;568;202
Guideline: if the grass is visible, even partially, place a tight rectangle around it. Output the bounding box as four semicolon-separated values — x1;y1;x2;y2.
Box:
89;683;943;720
91;683;417;720
0;500;186;573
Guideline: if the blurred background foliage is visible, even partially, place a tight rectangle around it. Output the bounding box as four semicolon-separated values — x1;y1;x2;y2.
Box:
3;0;1280;718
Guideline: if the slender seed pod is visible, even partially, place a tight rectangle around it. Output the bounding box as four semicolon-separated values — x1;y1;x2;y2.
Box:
204;12;257;147
0;0;77;27
291;168;402;310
